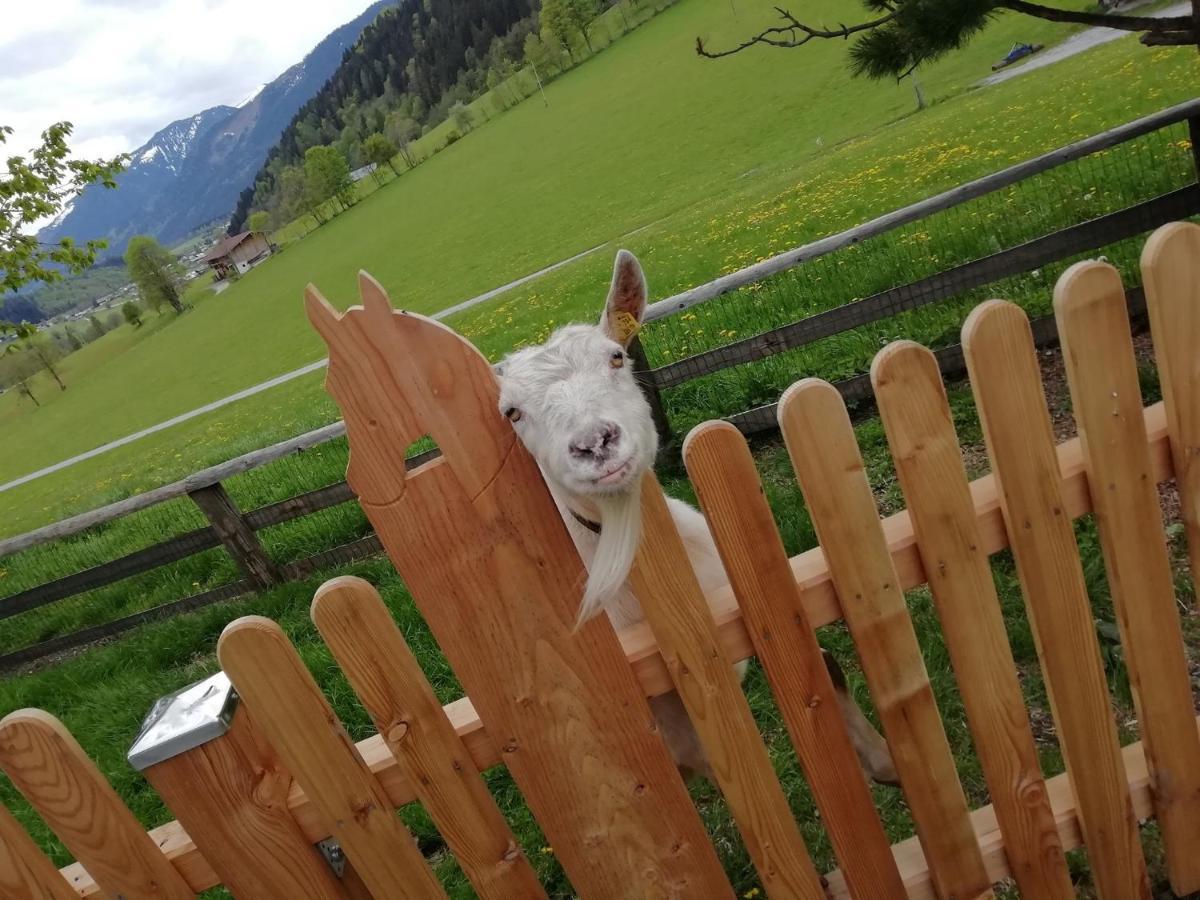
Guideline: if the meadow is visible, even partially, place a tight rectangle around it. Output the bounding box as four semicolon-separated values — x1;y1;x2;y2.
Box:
3;1;1200;894
2;0;1179;534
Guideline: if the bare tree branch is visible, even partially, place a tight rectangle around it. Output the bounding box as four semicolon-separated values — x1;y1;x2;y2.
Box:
696;6;894;58
998;0;1192;32
1139;28;1199;44
698;0;1194;61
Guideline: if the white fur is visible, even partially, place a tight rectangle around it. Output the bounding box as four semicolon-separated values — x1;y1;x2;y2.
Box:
498;323;659;625
495;249;896;784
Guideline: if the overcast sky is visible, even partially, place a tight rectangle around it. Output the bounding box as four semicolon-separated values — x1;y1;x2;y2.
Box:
2;0;379;162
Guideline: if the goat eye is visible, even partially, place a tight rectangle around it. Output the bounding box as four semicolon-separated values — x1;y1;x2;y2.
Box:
504;407;522;423
610;350;625;369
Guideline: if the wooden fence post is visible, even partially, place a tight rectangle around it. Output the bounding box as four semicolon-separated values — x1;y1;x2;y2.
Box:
188;482;280;588
1189;115;1200;181
131;672;355;900
628;335;672;445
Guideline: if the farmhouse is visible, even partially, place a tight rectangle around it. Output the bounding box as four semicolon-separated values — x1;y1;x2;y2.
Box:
201;231;272;280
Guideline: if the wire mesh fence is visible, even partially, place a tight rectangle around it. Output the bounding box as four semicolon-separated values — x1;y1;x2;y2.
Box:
638;121;1198;436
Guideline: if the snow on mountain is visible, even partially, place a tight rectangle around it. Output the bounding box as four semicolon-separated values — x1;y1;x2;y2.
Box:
40;1;393;257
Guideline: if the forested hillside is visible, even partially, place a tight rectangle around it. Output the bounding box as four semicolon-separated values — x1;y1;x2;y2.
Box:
233;0;544;230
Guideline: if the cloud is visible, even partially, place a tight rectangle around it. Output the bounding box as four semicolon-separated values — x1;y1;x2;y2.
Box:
4;0;378;159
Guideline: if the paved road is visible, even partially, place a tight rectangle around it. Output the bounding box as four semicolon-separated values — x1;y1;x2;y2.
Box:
0;239;616;493
980;2;1189;86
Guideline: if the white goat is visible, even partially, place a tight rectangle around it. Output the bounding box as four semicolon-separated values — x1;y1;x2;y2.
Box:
496;250;897;783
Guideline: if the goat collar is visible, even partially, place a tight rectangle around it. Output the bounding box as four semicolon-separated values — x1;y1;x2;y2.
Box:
569;509;602;534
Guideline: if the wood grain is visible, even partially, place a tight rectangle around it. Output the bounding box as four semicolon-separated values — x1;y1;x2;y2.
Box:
306;274;732;899
0;709;194;899
629;472;827;899
52;406;1181;897
217;616;446;899
683;421;905;899
142;704;349;899
826;716;1200;899
0;801;77;900
1142;223;1200;598
871;340;1073;898
779;379;992;900
312;575;546;900
962;299;1149;900
1054;259;1200;895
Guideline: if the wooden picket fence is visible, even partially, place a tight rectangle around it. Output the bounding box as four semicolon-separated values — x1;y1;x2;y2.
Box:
4;222;1200;898
5;99;1199;672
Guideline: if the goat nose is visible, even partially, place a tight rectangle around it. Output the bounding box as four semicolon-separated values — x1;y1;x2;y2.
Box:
569;422;621;459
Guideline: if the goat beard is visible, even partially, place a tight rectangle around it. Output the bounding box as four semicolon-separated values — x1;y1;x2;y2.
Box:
575;479;643;630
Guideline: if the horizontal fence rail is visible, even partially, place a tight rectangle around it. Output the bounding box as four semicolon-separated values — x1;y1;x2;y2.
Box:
3;99;1198;668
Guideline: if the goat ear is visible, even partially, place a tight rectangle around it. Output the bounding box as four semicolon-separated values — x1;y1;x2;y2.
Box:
600;249;647;348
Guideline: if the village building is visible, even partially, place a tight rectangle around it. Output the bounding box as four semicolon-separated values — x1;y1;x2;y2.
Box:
201;231;273;280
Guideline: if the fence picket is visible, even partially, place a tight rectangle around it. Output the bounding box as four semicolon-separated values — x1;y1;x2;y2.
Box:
311;575;547;900
962;300;1150;900
1142;222;1200;596
682;421;905;900
217;616;447;899
628;473;828;899
0;710;194;900
1054;260;1200;894
141;704;350;900
305;276;733;899
778;379;993;900
871;340;1073;898
0;801;76;900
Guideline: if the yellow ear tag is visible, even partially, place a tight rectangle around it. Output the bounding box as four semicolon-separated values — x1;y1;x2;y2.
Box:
612;310;641;343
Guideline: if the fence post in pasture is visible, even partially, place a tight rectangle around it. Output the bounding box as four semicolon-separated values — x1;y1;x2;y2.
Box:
1142;223;1200;599
628;335;672;446
1055;260;1200;896
304;272;733;898
129;671;354;900
778;379;993;900
0;709;195;899
871;341;1073;898
0;801;77;899
188;482;280;588
963;301;1150;900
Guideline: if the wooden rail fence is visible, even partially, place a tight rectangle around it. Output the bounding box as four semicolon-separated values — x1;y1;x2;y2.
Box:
4;227;1200;897
2;99;1198;669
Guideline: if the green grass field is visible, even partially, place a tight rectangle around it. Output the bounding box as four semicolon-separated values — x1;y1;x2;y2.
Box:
8;0;1193;536
4;5;1200;894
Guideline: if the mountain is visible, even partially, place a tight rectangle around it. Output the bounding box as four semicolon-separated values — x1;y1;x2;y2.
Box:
40;0;394;258
235;0;538;230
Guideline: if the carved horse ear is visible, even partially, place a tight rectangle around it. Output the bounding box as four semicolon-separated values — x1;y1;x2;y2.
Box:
358;270;395;329
305;284;341;341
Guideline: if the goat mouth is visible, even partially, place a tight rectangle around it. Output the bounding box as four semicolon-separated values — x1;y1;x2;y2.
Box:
591;458;634;487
